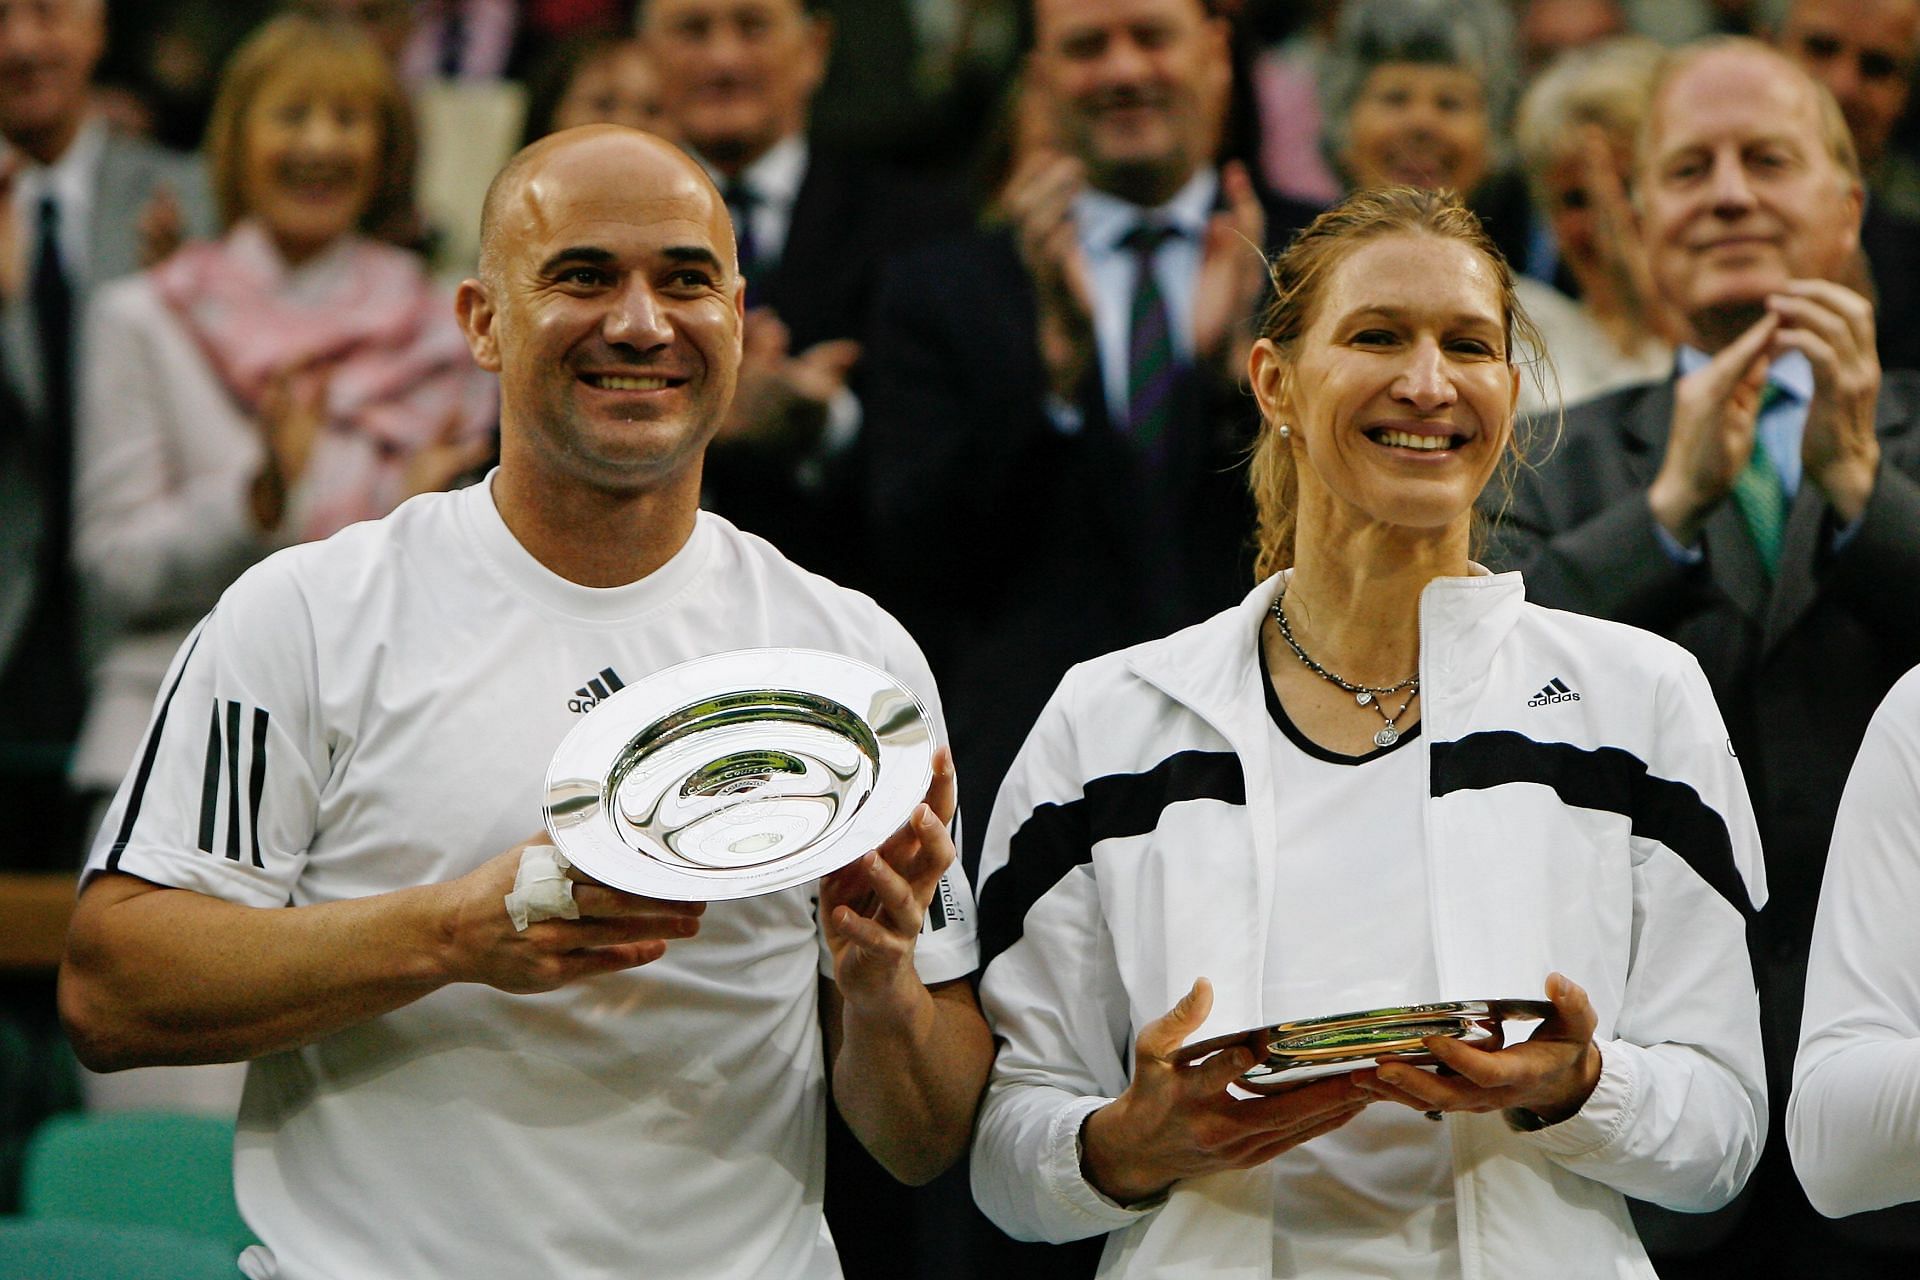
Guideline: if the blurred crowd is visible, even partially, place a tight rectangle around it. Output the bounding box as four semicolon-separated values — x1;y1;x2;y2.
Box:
5;0;1920;1276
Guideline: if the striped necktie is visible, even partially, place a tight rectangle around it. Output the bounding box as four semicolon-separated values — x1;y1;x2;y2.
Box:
1729;382;1789;576
1122;222;1179;463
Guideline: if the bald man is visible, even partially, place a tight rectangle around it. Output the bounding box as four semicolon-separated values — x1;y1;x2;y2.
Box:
58;127;989;1280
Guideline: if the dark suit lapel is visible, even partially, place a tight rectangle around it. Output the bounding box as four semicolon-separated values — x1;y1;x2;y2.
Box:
1762;480;1825;650
1760;387;1912;651
772;151;845;287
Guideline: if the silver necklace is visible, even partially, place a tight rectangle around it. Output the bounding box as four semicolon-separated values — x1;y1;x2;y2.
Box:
1270;595;1419;747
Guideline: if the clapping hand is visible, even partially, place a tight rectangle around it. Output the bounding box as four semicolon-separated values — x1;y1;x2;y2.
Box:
1649;313;1776;545
1192;160;1269;386
1004;149;1096;403
1769;279;1881;524
0;155;22;300
250;361;330;531
718;307;862;457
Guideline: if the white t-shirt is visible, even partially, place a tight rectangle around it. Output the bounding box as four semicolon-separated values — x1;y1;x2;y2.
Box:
84;478;978;1280
1260;676;1461;1280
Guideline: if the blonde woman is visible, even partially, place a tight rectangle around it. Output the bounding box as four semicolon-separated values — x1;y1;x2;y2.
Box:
971;188;1767;1278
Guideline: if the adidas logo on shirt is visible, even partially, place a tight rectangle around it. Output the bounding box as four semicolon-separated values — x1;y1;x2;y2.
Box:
567;667;627;714
1528;677;1581;707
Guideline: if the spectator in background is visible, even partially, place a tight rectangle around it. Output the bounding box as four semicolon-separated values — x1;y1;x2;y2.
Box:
0;0;215;872
1491;37;1920;1278
1318;0;1534;273
863;0;1319;893
1249;0;1342;205
70;16;496;984
522;35;668;143
1518;0;1627;82
640;0;968;585
1775;0;1920;370
400;0;517;84
1511;37;1674;414
288;0;416;65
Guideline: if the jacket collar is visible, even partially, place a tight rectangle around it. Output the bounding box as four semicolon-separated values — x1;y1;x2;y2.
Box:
1123;565;1526;748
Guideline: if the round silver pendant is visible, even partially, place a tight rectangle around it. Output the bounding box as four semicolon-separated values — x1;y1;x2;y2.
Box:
1373;724;1400;747
1355;691;1374;706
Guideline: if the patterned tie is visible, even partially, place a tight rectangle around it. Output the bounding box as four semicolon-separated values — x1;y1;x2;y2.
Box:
1730;382;1789;577
1122;222;1179;464
723;181;761;307
30;193;74;561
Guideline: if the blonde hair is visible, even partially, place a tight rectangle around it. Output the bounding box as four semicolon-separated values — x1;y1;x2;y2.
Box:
204;15;413;234
1248;186;1548;579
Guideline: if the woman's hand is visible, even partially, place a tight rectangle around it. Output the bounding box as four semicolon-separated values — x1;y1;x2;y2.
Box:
250;362;329;530
1080;978;1372;1206
1355;972;1602;1126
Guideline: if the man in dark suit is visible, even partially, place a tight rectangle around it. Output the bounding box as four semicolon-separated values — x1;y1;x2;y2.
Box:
863;0;1317;876
640;0;966;584
0;0;212;870
1492;37;1920;1277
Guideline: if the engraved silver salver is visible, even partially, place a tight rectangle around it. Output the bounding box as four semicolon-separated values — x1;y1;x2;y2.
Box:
544;648;934;901
1173;999;1557;1089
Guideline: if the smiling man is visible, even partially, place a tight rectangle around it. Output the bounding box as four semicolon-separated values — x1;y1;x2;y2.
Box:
1491;36;1920;1277
861;0;1319;876
58;127;990;1280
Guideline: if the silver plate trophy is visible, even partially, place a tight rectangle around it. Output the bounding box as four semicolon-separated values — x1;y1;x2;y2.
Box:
1173;999;1557;1090
544;648;934;901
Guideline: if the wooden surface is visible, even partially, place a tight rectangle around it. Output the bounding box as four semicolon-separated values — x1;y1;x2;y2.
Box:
0;873;76;970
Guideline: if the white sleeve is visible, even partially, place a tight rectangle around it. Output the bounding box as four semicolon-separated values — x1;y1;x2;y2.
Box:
1789;667;1920;1218
82;557;324;908
971;667;1152;1243
1520;652;1769;1213
73;281;272;628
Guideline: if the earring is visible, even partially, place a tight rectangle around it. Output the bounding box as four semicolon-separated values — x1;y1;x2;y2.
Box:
1278;423;1292;440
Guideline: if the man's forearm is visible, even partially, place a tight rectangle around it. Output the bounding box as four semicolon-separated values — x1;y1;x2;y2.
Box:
830;978;993;1186
60;873;457;1071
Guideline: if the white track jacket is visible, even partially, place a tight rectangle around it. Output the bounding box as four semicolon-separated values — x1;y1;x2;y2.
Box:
972;570;1768;1280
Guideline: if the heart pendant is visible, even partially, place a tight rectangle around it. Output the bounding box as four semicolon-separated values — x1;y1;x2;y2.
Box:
1355;691;1374;706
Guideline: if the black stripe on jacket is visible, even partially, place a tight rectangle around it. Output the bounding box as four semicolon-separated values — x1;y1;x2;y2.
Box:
979;750;1244;968
1430;731;1753;918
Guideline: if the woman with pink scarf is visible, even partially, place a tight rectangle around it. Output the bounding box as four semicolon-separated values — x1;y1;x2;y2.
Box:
70;15;496;817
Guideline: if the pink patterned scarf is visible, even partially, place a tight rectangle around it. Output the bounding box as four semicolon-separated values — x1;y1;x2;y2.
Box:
151;220;496;541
